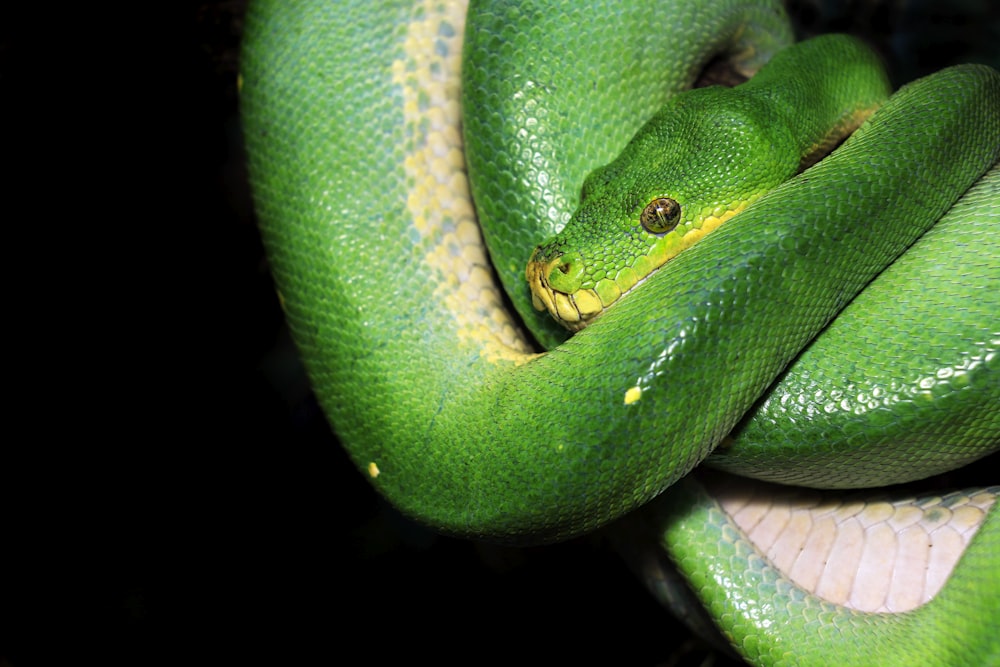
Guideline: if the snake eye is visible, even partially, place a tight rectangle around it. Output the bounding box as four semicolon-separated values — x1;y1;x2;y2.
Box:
640;197;681;234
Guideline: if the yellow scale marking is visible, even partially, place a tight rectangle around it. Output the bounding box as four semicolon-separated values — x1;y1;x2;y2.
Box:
624;386;643;405
391;0;536;365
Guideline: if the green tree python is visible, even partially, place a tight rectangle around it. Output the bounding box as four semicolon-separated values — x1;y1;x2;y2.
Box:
240;1;999;664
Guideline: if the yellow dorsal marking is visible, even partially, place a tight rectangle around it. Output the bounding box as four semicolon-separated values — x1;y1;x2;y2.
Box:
391;0;536;366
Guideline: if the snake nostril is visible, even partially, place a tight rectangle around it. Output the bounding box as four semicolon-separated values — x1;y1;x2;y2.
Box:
545;252;585;293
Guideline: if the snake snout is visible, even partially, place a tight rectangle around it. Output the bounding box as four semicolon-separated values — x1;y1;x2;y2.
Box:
544;250;585;294
526;248;604;330
526;248;582;303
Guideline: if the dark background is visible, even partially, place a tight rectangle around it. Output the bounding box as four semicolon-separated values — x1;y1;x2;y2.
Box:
2;1;997;665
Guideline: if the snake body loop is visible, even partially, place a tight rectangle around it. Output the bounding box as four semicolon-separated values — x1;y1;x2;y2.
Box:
241;1;1000;663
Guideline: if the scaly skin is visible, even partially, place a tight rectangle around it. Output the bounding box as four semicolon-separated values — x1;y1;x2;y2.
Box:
240;1;999;663
710;163;1000;488
645;474;1000;666
525;35;889;330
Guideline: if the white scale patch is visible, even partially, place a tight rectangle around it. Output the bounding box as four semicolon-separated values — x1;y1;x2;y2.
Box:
713;478;995;613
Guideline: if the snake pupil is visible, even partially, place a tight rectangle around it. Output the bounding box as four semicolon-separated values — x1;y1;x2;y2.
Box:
640;197;681;234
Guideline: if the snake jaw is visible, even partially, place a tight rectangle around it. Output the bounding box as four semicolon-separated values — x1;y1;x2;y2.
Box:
526;248;606;331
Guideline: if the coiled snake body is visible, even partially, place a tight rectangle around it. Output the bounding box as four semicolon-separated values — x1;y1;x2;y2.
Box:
241;1;999;663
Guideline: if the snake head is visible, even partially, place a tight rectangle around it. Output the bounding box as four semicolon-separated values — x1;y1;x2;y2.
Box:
525;189;695;331
525;85;808;331
525;170;756;330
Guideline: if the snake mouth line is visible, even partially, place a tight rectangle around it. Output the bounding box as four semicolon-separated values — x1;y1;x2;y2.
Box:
526;203;753;331
526;253;648;332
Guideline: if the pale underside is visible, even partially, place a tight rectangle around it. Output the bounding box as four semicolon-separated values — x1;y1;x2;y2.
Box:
707;475;994;613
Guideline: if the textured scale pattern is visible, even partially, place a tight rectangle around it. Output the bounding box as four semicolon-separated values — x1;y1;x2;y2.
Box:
713;479;997;612
241;1;1000;663
525;35;888;330
462;0;794;348
391;2;533;361
711;165;1000;487
652;476;1000;666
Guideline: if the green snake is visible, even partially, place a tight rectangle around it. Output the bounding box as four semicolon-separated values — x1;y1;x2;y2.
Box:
240;1;1000;664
